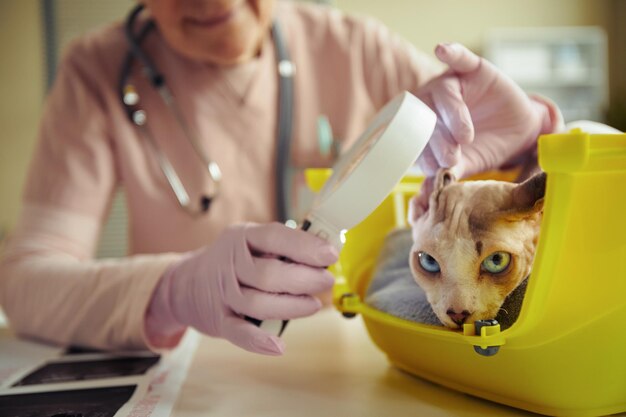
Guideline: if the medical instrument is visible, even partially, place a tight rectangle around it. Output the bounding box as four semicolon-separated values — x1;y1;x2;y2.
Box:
249;91;437;336
118;4;294;219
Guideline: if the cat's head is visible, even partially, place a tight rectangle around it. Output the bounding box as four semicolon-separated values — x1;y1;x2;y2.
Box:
408;169;546;329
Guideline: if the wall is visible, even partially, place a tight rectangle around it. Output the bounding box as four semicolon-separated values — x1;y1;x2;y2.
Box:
0;1;45;242
335;0;610;58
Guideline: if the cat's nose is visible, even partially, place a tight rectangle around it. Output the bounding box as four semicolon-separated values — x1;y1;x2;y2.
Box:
446;309;471;325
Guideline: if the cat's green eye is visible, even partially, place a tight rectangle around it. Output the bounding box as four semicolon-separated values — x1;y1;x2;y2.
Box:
482;251;512;274
417;251;440;273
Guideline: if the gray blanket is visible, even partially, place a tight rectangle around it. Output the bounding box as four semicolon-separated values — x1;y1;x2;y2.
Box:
365;228;527;330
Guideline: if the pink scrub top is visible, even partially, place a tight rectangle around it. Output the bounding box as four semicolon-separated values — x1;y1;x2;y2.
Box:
0;2;440;350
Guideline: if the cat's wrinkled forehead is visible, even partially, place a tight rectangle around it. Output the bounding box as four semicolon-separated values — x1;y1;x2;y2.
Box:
413;169;545;244
428;181;515;238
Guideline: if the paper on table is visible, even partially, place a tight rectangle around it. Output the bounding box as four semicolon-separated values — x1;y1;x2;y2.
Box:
0;328;200;417
0;328;62;388
126;330;200;417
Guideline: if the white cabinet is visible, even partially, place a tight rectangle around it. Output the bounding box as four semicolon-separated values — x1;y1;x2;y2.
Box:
484;27;608;122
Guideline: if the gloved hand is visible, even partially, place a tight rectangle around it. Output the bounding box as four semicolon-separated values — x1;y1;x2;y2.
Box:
410;42;560;222
146;223;338;355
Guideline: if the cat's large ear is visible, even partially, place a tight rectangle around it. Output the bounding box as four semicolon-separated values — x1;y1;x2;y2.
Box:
407;169;456;226
502;172;547;221
434;168;456;192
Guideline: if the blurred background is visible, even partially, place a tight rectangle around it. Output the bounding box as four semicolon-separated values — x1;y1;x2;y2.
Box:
1;0;625;257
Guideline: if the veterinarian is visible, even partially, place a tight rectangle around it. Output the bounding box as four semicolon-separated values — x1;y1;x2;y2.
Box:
0;0;562;355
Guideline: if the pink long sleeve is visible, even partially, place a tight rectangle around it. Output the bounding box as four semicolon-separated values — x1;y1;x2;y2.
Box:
0;41;181;350
0;205;180;349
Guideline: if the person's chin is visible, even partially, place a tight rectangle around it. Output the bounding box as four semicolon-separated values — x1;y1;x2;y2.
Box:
203;46;253;66
199;37;259;65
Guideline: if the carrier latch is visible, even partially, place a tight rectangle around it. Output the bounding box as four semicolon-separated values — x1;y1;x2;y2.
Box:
463;319;502;356
338;292;359;318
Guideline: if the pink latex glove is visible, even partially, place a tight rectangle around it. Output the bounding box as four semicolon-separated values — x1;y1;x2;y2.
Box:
145;223;338;355
409;42;560;221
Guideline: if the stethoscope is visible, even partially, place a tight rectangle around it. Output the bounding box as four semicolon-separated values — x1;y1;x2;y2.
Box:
119;4;295;221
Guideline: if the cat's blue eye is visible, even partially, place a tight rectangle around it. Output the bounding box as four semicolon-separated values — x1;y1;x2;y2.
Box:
418;251;440;273
482;251;512;274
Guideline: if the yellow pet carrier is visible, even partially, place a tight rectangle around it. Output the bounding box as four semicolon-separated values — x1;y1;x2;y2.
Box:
309;129;626;417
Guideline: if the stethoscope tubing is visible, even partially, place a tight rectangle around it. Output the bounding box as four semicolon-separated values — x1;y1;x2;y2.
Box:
123;6;163;88
271;21;294;224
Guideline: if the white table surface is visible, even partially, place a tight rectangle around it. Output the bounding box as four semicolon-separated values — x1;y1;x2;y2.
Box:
172;308;541;417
